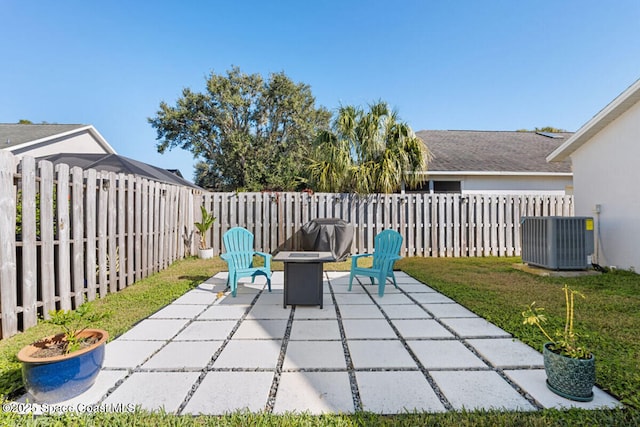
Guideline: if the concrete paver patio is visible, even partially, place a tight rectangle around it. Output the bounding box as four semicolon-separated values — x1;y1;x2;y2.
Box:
17;271;620;415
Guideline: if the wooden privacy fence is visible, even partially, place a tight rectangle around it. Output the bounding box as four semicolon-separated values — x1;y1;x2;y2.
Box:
0;151;198;339
203;191;574;258
0;150;574;338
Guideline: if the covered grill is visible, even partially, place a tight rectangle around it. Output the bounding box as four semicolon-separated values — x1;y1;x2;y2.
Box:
300;218;354;262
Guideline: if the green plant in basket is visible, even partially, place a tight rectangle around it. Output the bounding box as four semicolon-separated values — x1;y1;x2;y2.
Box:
522;284;591;359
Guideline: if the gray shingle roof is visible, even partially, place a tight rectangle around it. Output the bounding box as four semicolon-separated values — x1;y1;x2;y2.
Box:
416;130;572;174
37;153;201;189
0;124;87;148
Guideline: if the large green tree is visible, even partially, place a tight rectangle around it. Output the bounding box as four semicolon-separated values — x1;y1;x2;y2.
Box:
148;67;331;191
306;101;429;194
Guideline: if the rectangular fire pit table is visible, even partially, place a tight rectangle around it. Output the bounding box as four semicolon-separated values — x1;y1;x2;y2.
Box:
273;251;335;308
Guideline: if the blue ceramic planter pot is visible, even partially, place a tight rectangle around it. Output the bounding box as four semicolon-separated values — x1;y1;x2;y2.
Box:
17;329;108;403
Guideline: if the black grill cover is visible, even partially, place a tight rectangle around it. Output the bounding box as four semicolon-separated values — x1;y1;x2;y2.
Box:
301;218;354;262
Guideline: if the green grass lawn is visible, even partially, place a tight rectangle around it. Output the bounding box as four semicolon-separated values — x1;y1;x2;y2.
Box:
1;256;639;426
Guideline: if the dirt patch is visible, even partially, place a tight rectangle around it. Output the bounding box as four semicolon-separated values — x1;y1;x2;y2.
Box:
30;336;99;358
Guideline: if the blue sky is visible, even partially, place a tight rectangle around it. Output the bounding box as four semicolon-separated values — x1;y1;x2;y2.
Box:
2;1;639;182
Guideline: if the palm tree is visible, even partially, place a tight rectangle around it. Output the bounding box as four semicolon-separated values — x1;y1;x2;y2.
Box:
307;101;429;194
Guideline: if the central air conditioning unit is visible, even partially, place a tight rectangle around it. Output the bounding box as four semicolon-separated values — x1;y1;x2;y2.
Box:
521;216;595;270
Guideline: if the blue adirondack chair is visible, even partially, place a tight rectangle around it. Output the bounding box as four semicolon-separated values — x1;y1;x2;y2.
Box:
220;227;272;296
348;229;403;297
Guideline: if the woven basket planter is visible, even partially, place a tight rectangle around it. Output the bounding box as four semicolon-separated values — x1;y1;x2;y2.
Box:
543;342;595;402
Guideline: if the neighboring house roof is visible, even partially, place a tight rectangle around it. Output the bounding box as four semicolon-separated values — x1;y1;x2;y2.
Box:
416;130;573;176
37;153;201;189
2;123;197;188
0;123;116;154
547;78;640;162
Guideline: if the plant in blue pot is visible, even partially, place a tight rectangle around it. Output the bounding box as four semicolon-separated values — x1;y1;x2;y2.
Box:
522;284;595;402
17;302;109;403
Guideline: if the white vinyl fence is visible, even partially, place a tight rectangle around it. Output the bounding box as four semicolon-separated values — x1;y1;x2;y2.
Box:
0;150;573;338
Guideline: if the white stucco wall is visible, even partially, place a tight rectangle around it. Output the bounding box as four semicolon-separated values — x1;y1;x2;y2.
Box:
570;100;640;271
460;175;572;194
421;174;572;194
9;131;112;159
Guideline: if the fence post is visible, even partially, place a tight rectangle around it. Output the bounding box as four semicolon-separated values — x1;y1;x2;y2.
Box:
20;156;38;329
55;163;72;310
71;166;85;308
0;151;17;338
85;169;97;301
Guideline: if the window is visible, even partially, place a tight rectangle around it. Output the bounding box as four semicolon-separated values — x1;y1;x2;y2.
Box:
403;180;462;193
433;181;461;193
404;181;430;193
